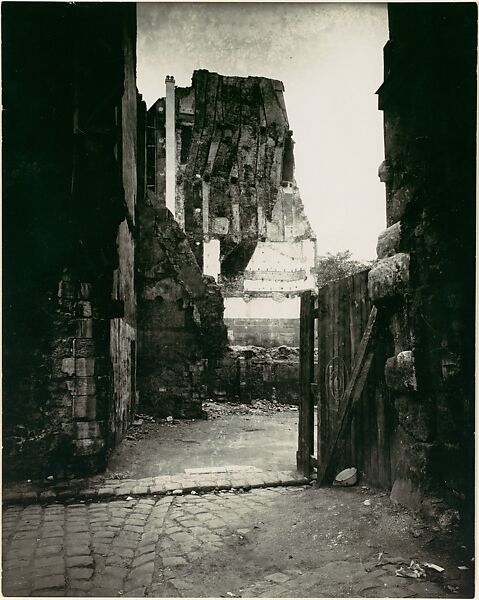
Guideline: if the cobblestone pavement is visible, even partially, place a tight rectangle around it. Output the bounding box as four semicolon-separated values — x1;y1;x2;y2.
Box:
2;486;474;597
2;468;308;505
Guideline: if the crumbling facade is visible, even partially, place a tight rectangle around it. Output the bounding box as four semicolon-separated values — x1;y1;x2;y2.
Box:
147;71;316;347
3;3;140;478
136;190;227;418
369;3;476;513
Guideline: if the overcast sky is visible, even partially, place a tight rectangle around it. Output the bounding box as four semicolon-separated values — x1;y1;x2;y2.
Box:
137;3;389;260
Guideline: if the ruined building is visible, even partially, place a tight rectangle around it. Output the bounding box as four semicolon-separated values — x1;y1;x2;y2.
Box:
368;3;476;513
136;188;227;419
146;71;317;347
3;2;140;479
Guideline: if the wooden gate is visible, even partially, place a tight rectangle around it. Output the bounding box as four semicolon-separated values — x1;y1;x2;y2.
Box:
298;270;392;486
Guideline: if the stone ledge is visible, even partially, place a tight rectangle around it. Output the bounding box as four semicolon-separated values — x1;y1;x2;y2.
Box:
368;253;410;303
2;469;312;506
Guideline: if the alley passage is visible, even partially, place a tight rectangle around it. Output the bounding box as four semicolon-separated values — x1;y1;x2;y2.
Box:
2;486;473;598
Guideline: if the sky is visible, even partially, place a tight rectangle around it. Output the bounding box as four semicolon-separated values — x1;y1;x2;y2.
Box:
137;2;389;260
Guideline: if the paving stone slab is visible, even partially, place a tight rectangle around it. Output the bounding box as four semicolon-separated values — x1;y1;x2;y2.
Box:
3;470;310;505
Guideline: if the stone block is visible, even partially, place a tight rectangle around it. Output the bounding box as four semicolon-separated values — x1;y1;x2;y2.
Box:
368;253;410;303
394;394;433;441
79;283;92;300
387;186;412;225
378;159;392;184
388;307;412;355
75;358;95;377
211;217;230;235
76;319;93;338
385;350;417;392
61;357;76;376
72;377;96;396
390;477;422;511
75;421;102;439
73;438;105;456
77;301;92;317
73;339;96;358
73;396;97;420
376;222;402;259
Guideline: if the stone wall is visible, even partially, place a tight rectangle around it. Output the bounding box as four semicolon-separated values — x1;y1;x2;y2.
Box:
223;295;301;346
2;3;139;479
137;191;227;418
109;9;139;447
371;4;476;513
224;319;300;347
212;346;304;405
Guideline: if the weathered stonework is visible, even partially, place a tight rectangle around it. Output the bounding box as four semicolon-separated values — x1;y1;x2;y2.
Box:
137;191;227;418
213;346;304;404
368;253;410;303
384;350;417;392
3;3;139;479
376;222;402;259
374;4;477;514
147;70;316;347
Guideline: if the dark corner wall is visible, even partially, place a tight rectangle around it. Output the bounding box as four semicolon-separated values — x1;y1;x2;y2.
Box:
368;2;476;515
2;2;139;479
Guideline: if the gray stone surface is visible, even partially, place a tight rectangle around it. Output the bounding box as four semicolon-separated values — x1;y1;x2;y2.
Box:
2;486;472;598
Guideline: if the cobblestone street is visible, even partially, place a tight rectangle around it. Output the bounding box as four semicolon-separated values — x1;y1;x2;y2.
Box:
3;485;474;597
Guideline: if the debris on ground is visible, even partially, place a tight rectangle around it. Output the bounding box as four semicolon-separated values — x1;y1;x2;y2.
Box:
424;563;444;572
203;399;299;419
395;560;426;578
333;467;358;487
363;499;371;506
109;471;132;480
135;413;156;423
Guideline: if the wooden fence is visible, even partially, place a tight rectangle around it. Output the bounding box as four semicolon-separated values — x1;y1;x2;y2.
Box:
298;269;393;488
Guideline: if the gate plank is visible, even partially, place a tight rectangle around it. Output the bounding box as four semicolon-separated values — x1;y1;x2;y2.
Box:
297;291;315;476
317;306;378;486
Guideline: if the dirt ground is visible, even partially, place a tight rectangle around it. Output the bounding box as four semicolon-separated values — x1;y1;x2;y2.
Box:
166;485;474;598
3;485;474;597
3;404;474;598
102;400;300;480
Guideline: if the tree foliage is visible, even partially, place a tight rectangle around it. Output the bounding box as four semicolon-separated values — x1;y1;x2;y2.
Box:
313;250;373;289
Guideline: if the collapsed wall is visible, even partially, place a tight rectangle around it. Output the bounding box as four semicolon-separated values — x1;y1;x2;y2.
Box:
147;71;316;347
2;3;139;479
370;3;476;513
213;346;304;405
137;191;227;418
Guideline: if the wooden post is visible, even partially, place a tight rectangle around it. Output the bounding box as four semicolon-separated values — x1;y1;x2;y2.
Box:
297;290;315;476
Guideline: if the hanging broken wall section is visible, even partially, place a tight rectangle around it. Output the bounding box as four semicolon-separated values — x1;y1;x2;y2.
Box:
2;3;140;479
147;70;316;349
143;70;316;409
140;73;230;419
